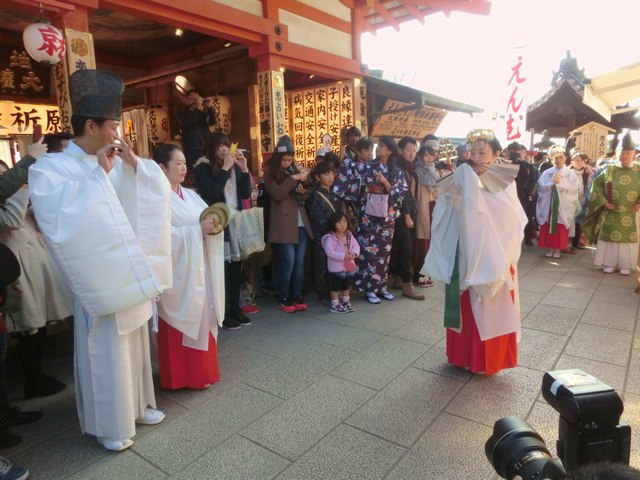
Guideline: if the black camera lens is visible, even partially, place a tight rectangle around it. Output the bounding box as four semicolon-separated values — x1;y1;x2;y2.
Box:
485;417;554;480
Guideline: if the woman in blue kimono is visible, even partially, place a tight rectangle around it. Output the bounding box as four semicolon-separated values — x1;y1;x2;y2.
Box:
333;136;407;304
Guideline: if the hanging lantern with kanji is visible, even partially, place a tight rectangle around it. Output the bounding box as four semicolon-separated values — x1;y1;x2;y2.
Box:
146;106;170;144
209;95;232;135
23;22;66;65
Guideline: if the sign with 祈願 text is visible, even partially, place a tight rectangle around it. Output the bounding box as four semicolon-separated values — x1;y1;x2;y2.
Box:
370;99;447;139
0;101;61;135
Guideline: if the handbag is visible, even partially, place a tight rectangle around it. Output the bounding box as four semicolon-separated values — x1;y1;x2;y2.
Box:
365;192;389;218
231;207;265;259
343;232;357;272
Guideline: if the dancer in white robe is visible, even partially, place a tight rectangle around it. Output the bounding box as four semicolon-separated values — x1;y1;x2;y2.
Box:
153;144;225;389
536;146;581;258
29;70;172;452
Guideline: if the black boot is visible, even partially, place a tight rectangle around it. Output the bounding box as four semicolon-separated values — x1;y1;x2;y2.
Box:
34;327;65;389
17;333;64;399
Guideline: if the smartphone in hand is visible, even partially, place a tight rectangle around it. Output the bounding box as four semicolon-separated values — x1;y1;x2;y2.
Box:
33;124;42;143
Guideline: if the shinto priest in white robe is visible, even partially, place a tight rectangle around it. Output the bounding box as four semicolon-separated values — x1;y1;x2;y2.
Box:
422;163;527;341
157;186;224;350
536;165;581;233
29;140;172;440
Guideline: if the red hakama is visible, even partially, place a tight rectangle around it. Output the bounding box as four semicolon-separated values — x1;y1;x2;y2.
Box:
537;223;569;250
446;289;518;375
157;318;219;390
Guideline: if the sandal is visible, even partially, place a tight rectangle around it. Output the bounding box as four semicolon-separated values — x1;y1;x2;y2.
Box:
413;276;433;288
366;292;381;304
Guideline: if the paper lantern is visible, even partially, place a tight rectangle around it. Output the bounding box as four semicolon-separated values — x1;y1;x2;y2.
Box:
210;95;232;135
146;107;170;144
23;22;66;65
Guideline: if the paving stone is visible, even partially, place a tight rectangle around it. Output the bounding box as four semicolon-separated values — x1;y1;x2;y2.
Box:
2;395;79;454
446;366;541;426
592;284;639;307
271;318;383;352
412;346;473;381
625;350;640;395
518;328;567;372
579;301;637;331
346;368;464;446
174;435;290;480
519;290;546;316
518;274;556;294
322;309;410;335
330;336;430;390
557;273;601;291
12;427;109;480
164;348;277;409
241;375;375;461
386;414;494;480
527;265;570;280
541;286;593;310
392;309;446;346
554;354;627;391
522;303;582;336
275;424;405;480
243;342;355;398
132;383;282;474
564;324;632;366
66;450;168;480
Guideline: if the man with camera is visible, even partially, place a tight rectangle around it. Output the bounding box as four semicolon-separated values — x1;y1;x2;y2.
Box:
177;89;218;171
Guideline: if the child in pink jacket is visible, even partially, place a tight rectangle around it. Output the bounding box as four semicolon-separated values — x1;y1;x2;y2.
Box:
321;212;360;314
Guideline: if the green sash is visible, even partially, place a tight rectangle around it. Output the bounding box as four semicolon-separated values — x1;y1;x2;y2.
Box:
444;247;461;329
548;185;560;234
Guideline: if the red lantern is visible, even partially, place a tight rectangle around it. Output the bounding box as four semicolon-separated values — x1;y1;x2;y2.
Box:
23;22;66;65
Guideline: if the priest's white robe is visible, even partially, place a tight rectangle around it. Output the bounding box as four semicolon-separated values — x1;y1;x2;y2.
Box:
423;164;527;341
157;187;224;350
536;165;582;229
29;141;172;440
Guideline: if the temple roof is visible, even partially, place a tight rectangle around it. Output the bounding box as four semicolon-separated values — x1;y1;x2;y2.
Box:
348;0;492;33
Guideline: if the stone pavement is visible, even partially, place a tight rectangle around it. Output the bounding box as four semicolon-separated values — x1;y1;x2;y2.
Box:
3;246;640;479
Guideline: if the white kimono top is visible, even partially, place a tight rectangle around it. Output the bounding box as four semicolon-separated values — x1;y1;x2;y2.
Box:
423;164;527;341
28;140;172;335
157;186;225;350
536;165;582;229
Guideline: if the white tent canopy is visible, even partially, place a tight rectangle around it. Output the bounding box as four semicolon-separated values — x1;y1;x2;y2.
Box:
583;61;640;121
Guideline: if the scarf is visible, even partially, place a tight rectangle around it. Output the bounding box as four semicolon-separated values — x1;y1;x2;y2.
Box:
415;160;440;191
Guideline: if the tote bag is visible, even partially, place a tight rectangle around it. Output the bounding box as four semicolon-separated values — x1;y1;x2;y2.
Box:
232;207;265;259
364;192;389;218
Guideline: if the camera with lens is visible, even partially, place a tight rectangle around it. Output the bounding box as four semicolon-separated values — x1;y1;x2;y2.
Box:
485;369;631;480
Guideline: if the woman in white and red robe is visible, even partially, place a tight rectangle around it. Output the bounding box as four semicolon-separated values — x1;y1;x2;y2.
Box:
423;129;527;375
154;144;224;389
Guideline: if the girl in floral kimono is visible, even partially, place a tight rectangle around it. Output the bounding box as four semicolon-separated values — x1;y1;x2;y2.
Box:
333;136;407;304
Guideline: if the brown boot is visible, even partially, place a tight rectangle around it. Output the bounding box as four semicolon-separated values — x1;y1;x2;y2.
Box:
391;275;403;289
402;282;425;300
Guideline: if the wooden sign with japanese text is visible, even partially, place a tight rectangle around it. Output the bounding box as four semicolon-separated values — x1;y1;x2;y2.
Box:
572;122;614;162
287;81;355;167
370;99;446;139
257;70;286;154
0;47;51;99
65;29;96;75
0;101;61;135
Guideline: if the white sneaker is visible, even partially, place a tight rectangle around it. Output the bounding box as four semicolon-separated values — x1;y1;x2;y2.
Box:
0;457;28;480
97;437;134;452
135;407;165;425
619;269;631;276
603;266;615;274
